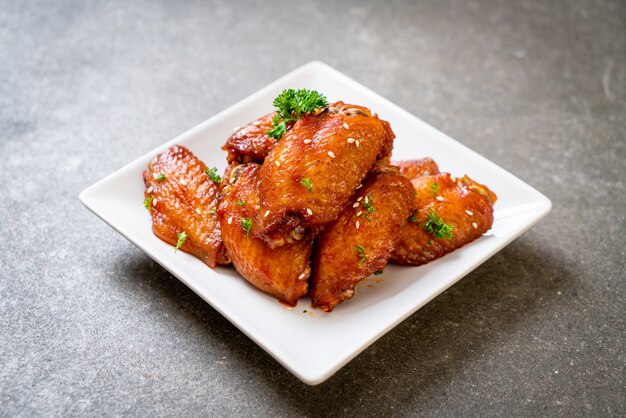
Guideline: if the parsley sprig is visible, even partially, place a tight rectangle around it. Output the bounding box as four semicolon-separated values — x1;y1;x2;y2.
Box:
355;244;367;268
361;195;375;220
300;178;313;192
205;167;221;184
424;208;453;240
240;217;253;238
175;231;187;252
267;89;327;140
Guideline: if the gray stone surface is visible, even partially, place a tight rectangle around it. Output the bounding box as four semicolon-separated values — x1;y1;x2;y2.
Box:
1;0;624;415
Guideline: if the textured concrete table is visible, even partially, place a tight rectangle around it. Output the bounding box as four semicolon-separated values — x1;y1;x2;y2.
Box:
1;0;624;415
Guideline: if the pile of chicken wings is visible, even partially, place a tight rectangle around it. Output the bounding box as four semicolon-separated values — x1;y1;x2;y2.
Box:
143;100;496;311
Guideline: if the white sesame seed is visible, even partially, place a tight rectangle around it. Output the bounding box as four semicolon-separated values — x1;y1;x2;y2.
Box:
356;184;362;189
254;205;260;210
343;122;349;129
180;179;187;186
436;196;445;201
152;172;158;180
229;177;236;184
355;140;360;147
355;220;360;229
152;198;157;206
364;196;369;204
195;208;201;214
227;216;233;225
303;139;312;144
298;273;306;280
472;222;478;229
347;137;355;144
451;175;457;182
275;161;281;167
233;126;240;132
306;208;313;215
357;211;362;216
264;210;270;217
352;203;359;208
465;209;474;216
328;151;336;158
147;186;153;193
357;197;363;202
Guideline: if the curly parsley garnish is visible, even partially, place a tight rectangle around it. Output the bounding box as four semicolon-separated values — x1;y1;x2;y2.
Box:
240;217;253;238
205;167;221;184
355;244;367;268
430;182;439;194
267;89;328;140
175;231;187;252
143;196;153;210
300;178;313;192
424;208;453;240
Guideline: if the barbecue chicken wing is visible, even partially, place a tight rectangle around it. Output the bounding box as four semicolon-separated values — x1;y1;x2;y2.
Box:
218;163;311;305
394;158;440;182
222;113;277;164
310;167;414;312
254;102;395;248
390;172;497;265
143;145;230;267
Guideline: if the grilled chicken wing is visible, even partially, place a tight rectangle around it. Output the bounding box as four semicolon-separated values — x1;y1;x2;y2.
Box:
222;113;277;164
218;163;311;305
394;158;440;182
143;145;230;267
310;167;414;312
254;102;395;248
391;172;497;265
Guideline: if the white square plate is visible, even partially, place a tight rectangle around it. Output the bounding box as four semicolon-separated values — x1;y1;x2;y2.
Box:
80;61;551;385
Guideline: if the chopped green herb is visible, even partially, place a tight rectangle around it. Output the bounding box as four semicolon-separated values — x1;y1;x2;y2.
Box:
143;196;153;210
374;270;384;276
156;173;166;181
428;239;434;246
236;200;245;207
240;217;253;238
303;310;308;313
408;213;419;223
209;207;217;215
361;195;375;220
431;182;439;194
424;208;453;240
355;244;367;268
267;89;328;140
205;167;221;184
300;177;313;192
175;231;187;252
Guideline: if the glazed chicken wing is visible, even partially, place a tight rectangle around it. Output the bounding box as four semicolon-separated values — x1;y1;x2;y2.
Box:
143;145;230;268
218;163;311;305
310;167;414;312
391;172;497;265
394;158;440;183
254;102;395;248
222;113;277;164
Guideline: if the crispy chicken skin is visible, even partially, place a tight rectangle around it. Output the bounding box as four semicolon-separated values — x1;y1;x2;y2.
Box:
394;158;440;183
218;163;311;305
310;167;414;312
390;172;497;265
222;113;277;164
143;145;230;268
254;102;395;248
